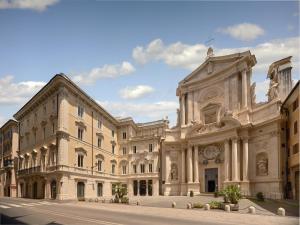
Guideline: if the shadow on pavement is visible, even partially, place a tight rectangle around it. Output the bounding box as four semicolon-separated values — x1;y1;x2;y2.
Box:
0;213;63;225
248;198;299;217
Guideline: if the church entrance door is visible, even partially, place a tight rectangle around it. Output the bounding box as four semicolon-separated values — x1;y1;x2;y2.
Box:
205;168;218;192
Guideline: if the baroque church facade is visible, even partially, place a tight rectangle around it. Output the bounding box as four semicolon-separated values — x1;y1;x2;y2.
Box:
161;49;293;199
0;48;296;200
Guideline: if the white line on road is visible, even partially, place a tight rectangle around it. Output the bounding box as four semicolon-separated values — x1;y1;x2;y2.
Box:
5;203;23;207
0;205;11;209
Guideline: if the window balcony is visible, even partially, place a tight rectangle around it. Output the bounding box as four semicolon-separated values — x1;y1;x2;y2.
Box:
18;166;41;175
3;159;13;169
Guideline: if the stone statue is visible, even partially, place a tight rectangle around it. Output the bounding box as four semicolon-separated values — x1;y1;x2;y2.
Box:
250;82;256;105
256;153;268;176
176;108;180;127
170;163;178;180
268;80;279;101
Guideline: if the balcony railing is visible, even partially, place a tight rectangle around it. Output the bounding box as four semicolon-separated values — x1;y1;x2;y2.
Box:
18;166;41;175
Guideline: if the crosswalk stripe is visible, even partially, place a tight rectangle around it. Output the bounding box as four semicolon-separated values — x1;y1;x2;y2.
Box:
5;203;22;207
39;202;57;205
21;203;35;206
0;205;11;209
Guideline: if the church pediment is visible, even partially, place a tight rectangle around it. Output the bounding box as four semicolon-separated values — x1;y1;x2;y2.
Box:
179;50;256;86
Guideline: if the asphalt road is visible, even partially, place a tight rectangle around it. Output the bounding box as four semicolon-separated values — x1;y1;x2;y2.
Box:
0;197;298;225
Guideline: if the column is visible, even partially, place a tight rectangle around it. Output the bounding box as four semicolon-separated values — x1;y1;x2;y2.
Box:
181;149;186;183
231;138;238;182
193;147;199;183
187;145;193;183
242;138;249;181
224;139;230;181
137;181;139;196
181;95;185;126
242;70;248;108
165;151;171;183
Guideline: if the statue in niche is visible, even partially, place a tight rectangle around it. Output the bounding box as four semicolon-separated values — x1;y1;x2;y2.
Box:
256;152;268;176
267;80;279;101
170;163;178;180
250;82;256;105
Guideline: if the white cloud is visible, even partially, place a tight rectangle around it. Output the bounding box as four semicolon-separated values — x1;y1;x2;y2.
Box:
0;0;59;11
119;85;154;99
255;79;269;102
0;75;45;105
98;100;178;122
217;23;265;41
132;37;300;74
133;39;207;70
72;61;136;85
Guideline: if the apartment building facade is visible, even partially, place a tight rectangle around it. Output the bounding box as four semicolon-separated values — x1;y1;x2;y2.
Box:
14;75;167;200
0;119;18;197
282;81;299;200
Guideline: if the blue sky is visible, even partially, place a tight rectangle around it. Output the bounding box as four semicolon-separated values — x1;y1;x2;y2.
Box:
0;0;299;126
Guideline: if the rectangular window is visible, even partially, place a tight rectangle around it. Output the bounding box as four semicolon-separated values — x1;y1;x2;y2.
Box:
133;146;137;154
43;127;46;140
52;122;55;134
140;164;145;173
293;143;299;154
111;164;115;174
78;128;83;140
97;183;103;197
78;105;84;118
122;132;126;139
77;155;83;167
98;160;102;171
293;98;299;111
112;145;115;154
294;121;298;134
133;165;137;174
34;131;37;144
98;138;102;148
122;165;127;174
149;163;153;173
149;144;153;152
98;118;102;129
112;130;115;137
122;147;126;155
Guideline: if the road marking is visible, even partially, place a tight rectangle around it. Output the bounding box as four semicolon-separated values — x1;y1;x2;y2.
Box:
5;203;23;207
0;205;11;209
20;203;35;206
38;201;58;205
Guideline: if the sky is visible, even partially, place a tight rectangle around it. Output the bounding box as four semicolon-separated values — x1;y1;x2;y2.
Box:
0;0;299;127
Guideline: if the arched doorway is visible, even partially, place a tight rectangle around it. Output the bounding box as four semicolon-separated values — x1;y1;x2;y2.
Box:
33;182;38;199
77;182;85;199
50;180;57;199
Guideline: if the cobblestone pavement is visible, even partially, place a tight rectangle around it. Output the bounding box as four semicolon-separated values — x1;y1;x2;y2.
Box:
126;195;299;217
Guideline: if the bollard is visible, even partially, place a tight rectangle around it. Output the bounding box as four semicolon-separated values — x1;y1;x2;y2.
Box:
172;202;176;208
204;203;210;210
277;207;285;216
186;203;192;209
248;206;256;214
136;201;140;206
224;205;230;212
